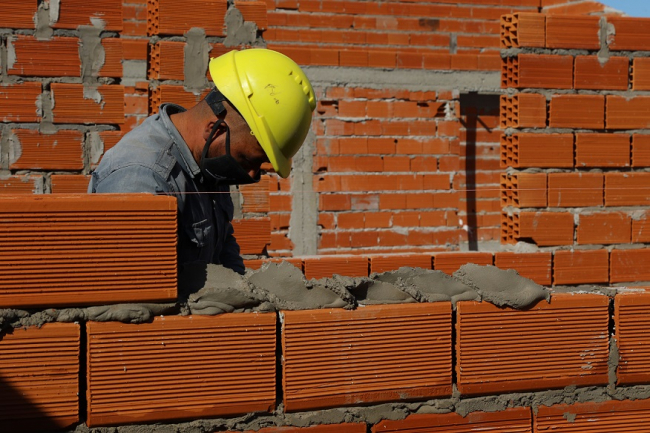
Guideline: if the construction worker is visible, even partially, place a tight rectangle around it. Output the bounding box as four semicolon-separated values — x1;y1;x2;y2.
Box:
89;49;316;274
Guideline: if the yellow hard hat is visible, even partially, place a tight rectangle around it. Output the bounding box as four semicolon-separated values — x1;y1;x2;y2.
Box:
208;49;316;178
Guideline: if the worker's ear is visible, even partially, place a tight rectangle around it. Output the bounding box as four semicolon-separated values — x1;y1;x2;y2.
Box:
202;119;225;142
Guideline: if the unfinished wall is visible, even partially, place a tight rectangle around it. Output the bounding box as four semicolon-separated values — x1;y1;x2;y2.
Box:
2;0;621;258
500;12;650;284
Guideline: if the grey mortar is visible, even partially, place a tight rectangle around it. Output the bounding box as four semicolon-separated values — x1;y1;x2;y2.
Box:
78;22;106;104
224;6;257;48
303;67;501;93
184;28;209;93
230;185;243;219
453;263;550;309
122;60;147;88
34;0;54;40
6;130;21;167
289;129;318;256
608;336;620;390
5;35;16;71
0;125;11;170
597;16;611;62
87;131;104;166
37;90;57;134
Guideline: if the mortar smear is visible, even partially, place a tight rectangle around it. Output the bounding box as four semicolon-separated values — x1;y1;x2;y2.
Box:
180;263;270;315
248;261;354;310
373;267;478;307
453;264;550;309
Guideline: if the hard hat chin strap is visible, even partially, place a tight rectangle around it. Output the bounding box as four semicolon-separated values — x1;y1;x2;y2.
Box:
199;90;259;188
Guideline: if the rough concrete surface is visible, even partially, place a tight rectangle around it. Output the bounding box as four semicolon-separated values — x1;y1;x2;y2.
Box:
454;264;550;309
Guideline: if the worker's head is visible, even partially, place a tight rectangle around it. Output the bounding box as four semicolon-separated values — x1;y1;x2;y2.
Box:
200;48;316;187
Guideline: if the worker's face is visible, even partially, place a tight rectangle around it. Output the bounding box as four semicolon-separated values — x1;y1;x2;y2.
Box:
206;114;269;180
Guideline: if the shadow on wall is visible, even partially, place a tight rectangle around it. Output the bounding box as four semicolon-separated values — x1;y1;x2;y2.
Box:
460;92;501;251
0;364;73;432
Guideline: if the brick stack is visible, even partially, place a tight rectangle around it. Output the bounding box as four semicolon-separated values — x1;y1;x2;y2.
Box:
500;12;650;285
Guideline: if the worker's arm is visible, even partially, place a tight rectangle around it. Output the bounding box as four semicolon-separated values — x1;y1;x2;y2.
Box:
89;164;170;194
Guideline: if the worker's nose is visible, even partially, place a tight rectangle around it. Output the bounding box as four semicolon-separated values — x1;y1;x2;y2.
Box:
248;168;259;179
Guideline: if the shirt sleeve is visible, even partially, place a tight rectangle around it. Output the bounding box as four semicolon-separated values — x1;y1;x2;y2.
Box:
90;165;170;194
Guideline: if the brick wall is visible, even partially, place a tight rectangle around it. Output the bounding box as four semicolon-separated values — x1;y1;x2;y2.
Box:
0;0;621;258
500;12;650;282
4;218;650;429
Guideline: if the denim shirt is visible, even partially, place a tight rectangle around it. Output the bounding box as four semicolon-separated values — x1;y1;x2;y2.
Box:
88;103;245;274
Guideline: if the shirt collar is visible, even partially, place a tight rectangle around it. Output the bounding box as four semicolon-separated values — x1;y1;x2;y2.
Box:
159;103;201;178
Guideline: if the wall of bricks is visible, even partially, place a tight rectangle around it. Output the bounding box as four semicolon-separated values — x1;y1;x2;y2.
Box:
5;232;650;429
0;0;624;259
499;12;650;273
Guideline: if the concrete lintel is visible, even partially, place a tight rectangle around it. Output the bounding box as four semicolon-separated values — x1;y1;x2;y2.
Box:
303;66;501;92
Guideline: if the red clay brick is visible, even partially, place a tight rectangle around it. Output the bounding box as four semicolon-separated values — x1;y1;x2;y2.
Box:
633;214;650;243
548;173;603;207
575;133;630;167
149;85;211;114
502;93;547;128
0;175;44;194
51;84;124;124
9;129;84;171
546;15;600;49
632;58;650;91
303;255;368;279
632;134;650;167
1;1;37;28
0;82;41;122
577;212;632;245
86;314;276;426
282;303;452;412
615;292;650;385
608;17;650;51
0;323;80;432
516;54;574;89
535;399;650;431
433;252;493;275
148;40;185;80
553;250;609;285
235;1;268;30
373;408;532;432
369;253;433;273
501;13;545;48
550;95;604;129
7;36;81;77
457;293;609;395
507;133;574;168
516;212;574;246
574;56;629;90
611;249;650;283
0;194;177;308
231;218;271;255
122;39;149;61
509;173;547;208
494;252;552;285
53;0;123;31
606;95;650;130
243;257;303;271
240;176;270;213
148;0;227;36
51;175;91;194
605;172;650;206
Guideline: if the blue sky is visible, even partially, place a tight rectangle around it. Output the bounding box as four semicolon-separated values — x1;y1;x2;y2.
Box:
601;0;650;17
